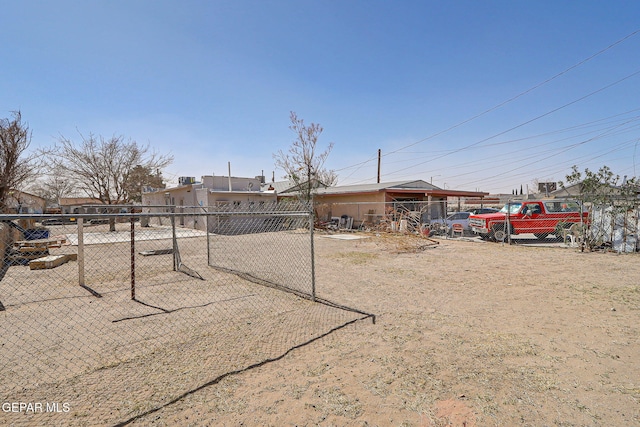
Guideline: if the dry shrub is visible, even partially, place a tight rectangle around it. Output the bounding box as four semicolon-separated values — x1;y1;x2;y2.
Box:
370;232;439;253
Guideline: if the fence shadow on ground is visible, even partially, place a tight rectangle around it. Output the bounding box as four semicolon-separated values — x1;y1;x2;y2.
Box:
0;206;375;426
114;305;373;427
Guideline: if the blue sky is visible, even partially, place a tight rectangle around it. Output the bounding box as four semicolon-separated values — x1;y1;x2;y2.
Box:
2;0;640;193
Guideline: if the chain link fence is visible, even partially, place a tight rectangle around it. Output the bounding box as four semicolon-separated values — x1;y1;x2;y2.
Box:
582;204;640;252
315;200;448;234
205;201;315;299
1;203;373;426
313;198;639;251
314;200;490;237
313;198;631;249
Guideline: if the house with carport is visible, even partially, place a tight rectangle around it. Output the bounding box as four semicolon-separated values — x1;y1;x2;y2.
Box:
309;180;489;229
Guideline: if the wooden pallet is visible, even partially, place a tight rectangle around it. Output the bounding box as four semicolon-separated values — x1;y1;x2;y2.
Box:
9;237;71;265
29;254;76;270
15;235;68;250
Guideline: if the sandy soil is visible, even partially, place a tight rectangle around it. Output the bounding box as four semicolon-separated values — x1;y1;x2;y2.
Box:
2;230;639;426
129;233;640;426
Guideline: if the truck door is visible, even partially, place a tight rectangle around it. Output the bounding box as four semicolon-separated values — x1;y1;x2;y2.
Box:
520;202;544;233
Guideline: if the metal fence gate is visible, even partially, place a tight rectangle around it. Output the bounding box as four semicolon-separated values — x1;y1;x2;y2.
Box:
0;204;373;426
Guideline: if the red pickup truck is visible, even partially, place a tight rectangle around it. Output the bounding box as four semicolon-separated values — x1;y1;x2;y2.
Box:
469;200;587;241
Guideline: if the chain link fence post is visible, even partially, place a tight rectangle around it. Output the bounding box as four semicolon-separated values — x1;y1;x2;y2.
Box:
310;199;316;302
77;217;85;286
171;205;177;271
130;207;136;300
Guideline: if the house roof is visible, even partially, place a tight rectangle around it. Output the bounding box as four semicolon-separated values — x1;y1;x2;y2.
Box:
261;178;330;194
314;180;488;198
146;182;199;194
261;180;294;193
314;180;439;195
548;183;580;198
8;190;46;203
199;188;276;197
59;197;104;206
549;180;640;199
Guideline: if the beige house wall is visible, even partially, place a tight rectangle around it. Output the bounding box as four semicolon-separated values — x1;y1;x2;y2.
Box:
7;191;46;214
314;193;386;224
197;189;277;206
58;198;104;214
196;188;277;233
141;184;277;232
314;192;448;225
202;176;262;192
384;193;447;221
141;184;201;229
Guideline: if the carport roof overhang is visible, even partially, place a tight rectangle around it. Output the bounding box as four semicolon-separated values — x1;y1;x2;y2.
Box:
317;187;489;198
387;189;490;198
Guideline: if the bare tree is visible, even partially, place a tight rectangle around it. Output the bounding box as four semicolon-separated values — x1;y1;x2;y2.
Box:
273;112;336;202
50;133;172;230
27;166;79;207
0;111;39;212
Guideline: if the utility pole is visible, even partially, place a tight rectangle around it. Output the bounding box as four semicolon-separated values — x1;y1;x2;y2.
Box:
377;149;381;184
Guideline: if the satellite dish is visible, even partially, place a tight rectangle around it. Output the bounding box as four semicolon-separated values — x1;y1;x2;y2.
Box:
247;182;254;190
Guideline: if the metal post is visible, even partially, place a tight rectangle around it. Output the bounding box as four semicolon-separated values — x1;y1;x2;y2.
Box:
171;206;177;271
77;217;85;286
507;202;512;245
580;200;586;252
309;200;316;302
205;206;210;266
130;209;135;300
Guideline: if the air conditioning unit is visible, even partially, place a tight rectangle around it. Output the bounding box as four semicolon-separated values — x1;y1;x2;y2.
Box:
178;177;196;186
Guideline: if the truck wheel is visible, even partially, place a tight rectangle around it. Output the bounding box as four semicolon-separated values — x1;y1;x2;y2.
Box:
534;233;549;240
492;226;507;242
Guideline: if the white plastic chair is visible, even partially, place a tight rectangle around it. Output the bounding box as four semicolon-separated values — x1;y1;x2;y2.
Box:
451;223;465;238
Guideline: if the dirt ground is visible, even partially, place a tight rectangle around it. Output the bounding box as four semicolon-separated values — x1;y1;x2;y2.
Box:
138;233;639;427
2;230;640;426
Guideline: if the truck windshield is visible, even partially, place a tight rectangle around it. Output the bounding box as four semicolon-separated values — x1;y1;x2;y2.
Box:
499;203;522;214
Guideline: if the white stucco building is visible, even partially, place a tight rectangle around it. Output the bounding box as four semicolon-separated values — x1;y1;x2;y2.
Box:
141;175;278;232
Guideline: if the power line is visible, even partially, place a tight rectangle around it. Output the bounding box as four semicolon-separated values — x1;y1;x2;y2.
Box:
381;110;640;172
336;28;640;184
381;68;640;181
404;115;640;180
343;105;640;190
458;137;639;190
384;28;640;158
